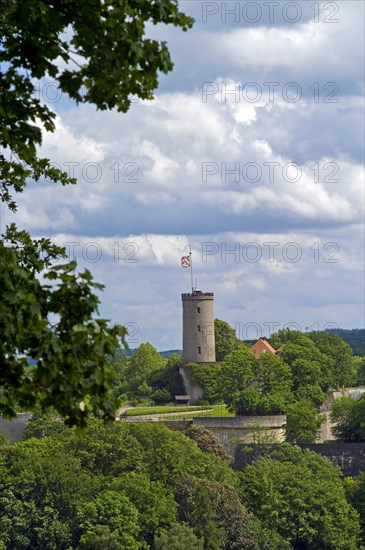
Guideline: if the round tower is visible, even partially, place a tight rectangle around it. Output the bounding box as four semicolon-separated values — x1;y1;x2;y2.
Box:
182;291;216;363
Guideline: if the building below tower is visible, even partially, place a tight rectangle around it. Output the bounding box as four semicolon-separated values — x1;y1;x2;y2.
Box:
182;290;216;363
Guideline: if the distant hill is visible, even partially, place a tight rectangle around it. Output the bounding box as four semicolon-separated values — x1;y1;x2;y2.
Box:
326;328;365;356
119;348;182;359
159;349;182;358
243;340;256;347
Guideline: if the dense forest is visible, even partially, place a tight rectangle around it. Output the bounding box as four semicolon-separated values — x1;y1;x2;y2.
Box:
3;330;365;548
0;417;364;549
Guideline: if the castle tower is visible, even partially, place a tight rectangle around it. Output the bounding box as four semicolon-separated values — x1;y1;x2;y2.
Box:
182;291;216;363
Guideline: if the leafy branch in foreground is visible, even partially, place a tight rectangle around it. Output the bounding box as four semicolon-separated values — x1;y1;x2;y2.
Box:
0;226;127;426
0;0;194;209
0;1;193;424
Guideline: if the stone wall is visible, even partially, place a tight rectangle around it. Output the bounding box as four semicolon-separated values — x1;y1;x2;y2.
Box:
317;411;334;442
301;443;365;475
193;415;286;453
233;442;365;476
316;387;365;442
161;420;192;431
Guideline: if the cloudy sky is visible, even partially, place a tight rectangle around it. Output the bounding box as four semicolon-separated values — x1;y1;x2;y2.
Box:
2;0;364;350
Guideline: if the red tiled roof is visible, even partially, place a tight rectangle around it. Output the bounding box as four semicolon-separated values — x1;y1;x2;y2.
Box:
249;337;277;358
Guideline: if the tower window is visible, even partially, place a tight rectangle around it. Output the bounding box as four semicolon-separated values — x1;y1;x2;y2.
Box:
197;324;201;332
197;346;201;354
197;307;200;313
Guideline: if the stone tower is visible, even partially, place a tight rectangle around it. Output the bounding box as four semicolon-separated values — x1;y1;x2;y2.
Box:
181;291;216;363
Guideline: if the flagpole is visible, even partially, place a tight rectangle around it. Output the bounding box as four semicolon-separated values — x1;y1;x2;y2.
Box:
189;246;194;293
181;248;195;293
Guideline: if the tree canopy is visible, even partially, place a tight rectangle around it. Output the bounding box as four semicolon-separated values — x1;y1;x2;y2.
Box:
285;399;323;443
214;319;246;362
218;349;256;414
330;394;365;442
346;471;365;545
218;349;293;415
125;343;166;395
1;416;363;549
309;331;357;387
241;445;361;549
357;356;365;385
0;417;283;549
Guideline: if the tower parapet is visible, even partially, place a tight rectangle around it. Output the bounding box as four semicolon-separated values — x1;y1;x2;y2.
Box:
181;291;216;363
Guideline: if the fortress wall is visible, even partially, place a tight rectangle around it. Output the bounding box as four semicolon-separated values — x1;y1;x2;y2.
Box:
233;442;365;477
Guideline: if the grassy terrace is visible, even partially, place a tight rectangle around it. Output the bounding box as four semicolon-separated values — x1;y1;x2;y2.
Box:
124;404;235;418
124;405;210;416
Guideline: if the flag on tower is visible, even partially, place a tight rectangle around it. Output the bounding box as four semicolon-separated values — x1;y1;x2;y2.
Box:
181;256;190;268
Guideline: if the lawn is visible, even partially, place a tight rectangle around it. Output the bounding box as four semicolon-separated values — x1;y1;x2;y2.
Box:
202;404;235;417
124;404;235;418
124;405;211;416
